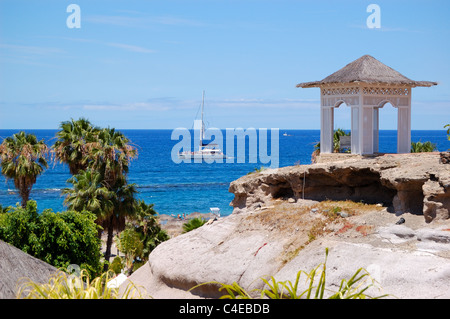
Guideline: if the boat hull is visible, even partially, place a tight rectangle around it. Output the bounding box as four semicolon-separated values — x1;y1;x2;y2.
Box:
178;153;227;160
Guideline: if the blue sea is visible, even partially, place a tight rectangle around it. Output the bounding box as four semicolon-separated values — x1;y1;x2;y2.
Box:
0;129;449;217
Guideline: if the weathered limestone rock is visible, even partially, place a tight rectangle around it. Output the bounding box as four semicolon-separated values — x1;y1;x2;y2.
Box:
229;153;449;222
423;179;450;222
122;153;450;299
440;152;450;164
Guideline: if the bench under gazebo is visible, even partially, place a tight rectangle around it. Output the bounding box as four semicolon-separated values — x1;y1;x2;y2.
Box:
296;55;437;155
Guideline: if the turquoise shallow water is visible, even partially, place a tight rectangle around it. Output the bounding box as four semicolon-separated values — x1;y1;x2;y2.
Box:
0;129;449;216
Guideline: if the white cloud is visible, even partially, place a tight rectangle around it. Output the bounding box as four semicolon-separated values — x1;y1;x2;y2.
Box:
0;43;67;67
348;24;424;33
0;43;66;55
212;98;319;109
84;15;145;27
84;14;205;28
82;102;170;111
46;36;155;54
105;42;155;53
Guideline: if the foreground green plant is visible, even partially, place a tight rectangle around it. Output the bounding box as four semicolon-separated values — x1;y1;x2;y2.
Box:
411;141;437;153
182;217;207;233
191;248;387;299
17;269;145;299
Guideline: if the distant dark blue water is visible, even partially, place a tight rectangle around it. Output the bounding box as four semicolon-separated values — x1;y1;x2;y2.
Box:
0;129;449;217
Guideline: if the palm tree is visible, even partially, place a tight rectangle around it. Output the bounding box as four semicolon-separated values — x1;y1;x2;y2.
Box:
0;131;50;207
63;170;115;237
59;123;139;264
88;127;138;264
182;217;207;233
131;200;169;257
411;141;437;153
333;128;350;153
311;128;350;163
53;118;99;175
101;177;138;263
63;171;138;264
89;127;137;187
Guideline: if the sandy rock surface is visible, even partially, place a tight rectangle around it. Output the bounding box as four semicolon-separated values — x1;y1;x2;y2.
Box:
122;153;450;299
123;200;450;299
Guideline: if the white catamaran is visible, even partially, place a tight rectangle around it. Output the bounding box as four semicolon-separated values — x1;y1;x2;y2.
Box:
178;91;227;160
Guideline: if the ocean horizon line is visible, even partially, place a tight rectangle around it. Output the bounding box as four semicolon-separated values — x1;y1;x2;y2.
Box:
0;128;447;132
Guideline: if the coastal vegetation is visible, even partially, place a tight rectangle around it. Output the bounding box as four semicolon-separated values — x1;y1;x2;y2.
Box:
115;200;169;275
109;256;125;275
54;119;139;264
332;128;351;153
311;128;350;162
0;131;51;207
411;141;437;153
53;118;99;175
0;200;102;277
0;117;169;280
182;216;207;233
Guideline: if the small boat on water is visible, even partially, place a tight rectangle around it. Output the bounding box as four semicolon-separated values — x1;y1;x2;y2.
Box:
178;91;227;160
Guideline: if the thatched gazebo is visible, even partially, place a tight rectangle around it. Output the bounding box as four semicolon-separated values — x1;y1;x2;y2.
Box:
297;55;437;155
0;240;58;298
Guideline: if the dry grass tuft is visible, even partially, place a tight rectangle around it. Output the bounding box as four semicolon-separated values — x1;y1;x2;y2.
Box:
242;199;384;265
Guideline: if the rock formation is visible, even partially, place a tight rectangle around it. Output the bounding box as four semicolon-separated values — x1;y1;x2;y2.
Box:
229;153;449;222
123;153;450;299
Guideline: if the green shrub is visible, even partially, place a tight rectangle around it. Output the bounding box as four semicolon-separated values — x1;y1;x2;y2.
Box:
114;200;169;275
116;228;144;275
0;201;103;278
109;256;124;275
182;217;207;233
411;141;437;153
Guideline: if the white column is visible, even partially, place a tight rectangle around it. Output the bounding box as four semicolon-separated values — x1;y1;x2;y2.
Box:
351;106;360;154
361;106;374;155
373;107;379;153
320;106;334;153
397;106;411;153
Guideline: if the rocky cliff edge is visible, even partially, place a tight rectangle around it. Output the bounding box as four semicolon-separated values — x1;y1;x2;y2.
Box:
123;153;450;299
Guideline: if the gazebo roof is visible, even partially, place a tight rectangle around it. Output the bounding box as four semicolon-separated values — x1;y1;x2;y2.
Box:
0;240;58;298
296;55;437;88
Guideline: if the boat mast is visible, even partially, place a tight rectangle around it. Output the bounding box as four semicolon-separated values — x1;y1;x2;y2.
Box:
200;90;205;151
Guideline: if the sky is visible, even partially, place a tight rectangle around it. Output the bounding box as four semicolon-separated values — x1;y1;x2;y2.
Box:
0;0;449;130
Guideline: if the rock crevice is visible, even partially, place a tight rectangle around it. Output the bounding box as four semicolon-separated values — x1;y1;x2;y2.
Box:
229;153;449;222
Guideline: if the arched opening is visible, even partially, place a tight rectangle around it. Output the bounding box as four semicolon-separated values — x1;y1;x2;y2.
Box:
333;100;351;153
334;100;351;131
376;101;398;154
